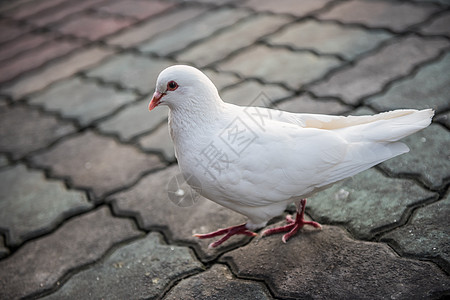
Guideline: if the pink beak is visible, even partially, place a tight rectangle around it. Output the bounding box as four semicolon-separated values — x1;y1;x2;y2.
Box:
149;91;164;111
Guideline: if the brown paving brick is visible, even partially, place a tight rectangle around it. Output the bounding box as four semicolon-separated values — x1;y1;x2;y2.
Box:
218;44;341;89
0;20;31;44
55;14;134;41
31;131;164;199
309;36;449;105
3;0;67;19
95;0;174;20
108;165;250;262
106;6;208;48
42;232;203;300
420;11;450;36
240;0;332;16
1;46;115;99
0;207;143;299
29;77;136;126
177;14;293;67
221;225;450;299
277;94;351;115
27;0;108;26
0;164;93;247
139;8;250;56
318;0;439;32
0;105;76;159
165;264;272;300
0;39;84;83
0;32;53;63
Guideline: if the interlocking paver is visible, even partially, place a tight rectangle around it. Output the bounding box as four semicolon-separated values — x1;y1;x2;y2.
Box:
203;69;241;91
0;236;8;259
31;131;164;199
420;11;450;36
98;99;168;141
221;80;292;106
106;6;208;48
309;36;449;105
85;53;172;94
177;14;293;67
138;123;175;162
383;193;450;273
219;44;341;90
0;32;53;63
54;13;134;41
435;111;450;128
1;46;115;99
307;168;437;240
0;39;84;83
0;207;143;299
0;164;92;247
318;0;439;32
2;0;66;19
108;165;249;262
0;105;76;159
221;225;450;299
165;264;272;300
277;94;351;115
94;0;174;20
379;124;450;190
0;154;8;168
267;19;392;60
138;8;250;56
29;77;136;126
42;232;203;299
0;19;31;44
240;0;332;16
366;52;450;113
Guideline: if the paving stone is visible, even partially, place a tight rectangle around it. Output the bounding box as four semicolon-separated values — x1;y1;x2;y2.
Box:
0;19;31;44
95;0;174;20
366;52;450;113
307;168;437;240
177;14;293;67
0;154;8;168
435;111;450;128
0;164;93;247
414;0;450;5
267;19;392;60
221;80;293;106
0;235;9;259
165;264;272;300
106;6;208;48
318;0;439;32
98;99;168;141
3;0;66;19
225;224;450;299
42;232;203;299
0;207;143;299
0;105;76;159
55;13;134;41
2;46;115;99
379;124;450;190
29;77;136;126
309;36;449;105
85;53;172;94
203;69;240;91
383;193;450;273
0;32;53;63
218;44;341;90
108;165;249;262
277;94;351;115
27;0;107;26
420;11;450;37
31;131;164;199
139;8;250;56
138;122;175;162
0;39;84;83
240;0;332;16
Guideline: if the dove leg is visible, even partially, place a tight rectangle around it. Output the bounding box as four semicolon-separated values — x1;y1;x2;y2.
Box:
193;223;257;248
262;199;322;243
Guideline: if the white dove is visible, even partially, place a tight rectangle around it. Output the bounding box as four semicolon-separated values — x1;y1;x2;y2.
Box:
148;65;434;248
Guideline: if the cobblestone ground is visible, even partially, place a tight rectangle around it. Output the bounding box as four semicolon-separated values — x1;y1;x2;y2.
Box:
0;0;449;299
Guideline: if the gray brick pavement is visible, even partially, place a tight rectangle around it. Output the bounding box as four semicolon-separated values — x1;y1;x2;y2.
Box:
0;0;449;298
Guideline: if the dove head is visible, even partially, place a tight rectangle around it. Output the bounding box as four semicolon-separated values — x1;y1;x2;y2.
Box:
149;65;222;113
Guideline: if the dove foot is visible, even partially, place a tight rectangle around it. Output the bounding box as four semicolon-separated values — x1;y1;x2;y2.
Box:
262;199;322;243
193;223;257;248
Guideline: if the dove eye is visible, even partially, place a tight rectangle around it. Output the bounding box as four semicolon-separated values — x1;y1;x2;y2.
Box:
167;81;178;91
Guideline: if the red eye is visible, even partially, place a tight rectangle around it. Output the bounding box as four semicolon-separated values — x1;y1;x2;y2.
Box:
167;80;178;91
